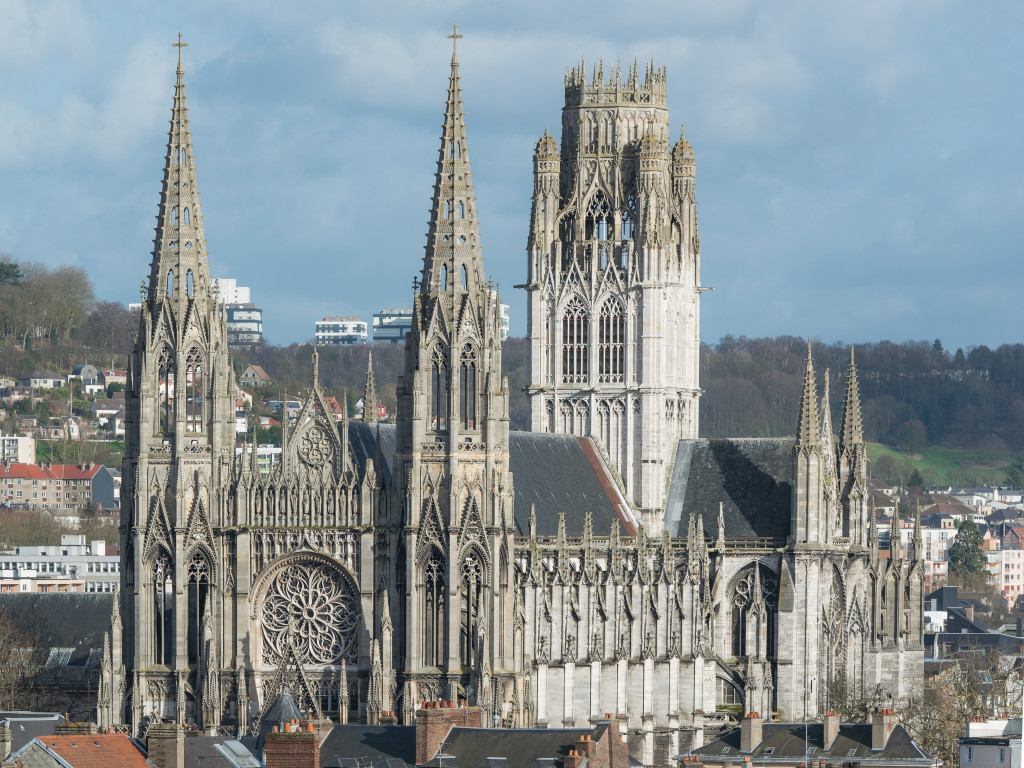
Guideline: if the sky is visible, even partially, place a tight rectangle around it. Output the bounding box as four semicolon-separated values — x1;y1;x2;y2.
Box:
0;1;1021;351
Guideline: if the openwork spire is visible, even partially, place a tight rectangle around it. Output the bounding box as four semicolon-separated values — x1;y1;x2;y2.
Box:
363;351;378;425
839;346;864;450
795;341;820;449
420;26;486;297
147;35;212;306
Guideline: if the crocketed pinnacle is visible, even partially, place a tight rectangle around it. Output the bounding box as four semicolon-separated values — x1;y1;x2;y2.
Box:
420;33;486;297
820;369;834;453
147;36;212;308
363;351;378;425
795;340;820;449
839;346;864;450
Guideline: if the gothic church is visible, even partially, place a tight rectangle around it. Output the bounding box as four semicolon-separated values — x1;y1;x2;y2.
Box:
107;36;924;764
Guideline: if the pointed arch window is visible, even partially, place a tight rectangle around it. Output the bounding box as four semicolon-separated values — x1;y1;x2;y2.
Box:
186;550;211;667
730;565;778;659
430;346;449;432
461;265;468;290
440;265;448;291
598;298;626;383
153;555;174;665
166;270;174;297
158;350;176;435
185;348;203;433
423;550;446;667
458;201;465;219
186;270;194;297
183;208;190;226
460;344;477;430
460;547;485;667
561;297;589;384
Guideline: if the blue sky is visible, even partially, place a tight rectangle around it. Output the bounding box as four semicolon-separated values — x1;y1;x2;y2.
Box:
0;1;1021;351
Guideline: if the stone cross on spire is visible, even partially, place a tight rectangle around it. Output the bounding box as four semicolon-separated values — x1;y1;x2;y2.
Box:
447;23;463;62
173;33;188;73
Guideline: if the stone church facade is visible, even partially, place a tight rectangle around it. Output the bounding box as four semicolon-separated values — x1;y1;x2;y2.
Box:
109;39;924;765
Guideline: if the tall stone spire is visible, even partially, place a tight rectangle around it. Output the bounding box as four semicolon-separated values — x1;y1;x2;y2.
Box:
419;24;486;297
146;34;212;307
795;341;820;450
839;346;864;451
363;351;378;425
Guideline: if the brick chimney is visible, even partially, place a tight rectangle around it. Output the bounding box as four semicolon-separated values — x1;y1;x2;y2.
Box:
871;708;897;750
147;723;185;768
415;701;484;766
740;712;763;753
823;711;840;749
265;721;321;768
585;715;629;768
966;605;975;622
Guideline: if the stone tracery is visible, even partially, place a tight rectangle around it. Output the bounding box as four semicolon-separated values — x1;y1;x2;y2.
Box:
259;558;359;666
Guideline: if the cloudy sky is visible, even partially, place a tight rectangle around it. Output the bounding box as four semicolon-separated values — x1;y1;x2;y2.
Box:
0;1;1020;350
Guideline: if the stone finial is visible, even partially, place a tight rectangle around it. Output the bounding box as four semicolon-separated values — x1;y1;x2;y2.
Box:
795;339;820;450
839;345;864;450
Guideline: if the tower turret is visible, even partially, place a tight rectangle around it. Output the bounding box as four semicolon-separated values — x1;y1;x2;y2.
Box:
839;347;868;546
791;343;824;545
525;60;701;530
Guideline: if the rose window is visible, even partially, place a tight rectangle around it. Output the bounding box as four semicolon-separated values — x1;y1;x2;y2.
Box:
298;425;331;467
260;561;358;665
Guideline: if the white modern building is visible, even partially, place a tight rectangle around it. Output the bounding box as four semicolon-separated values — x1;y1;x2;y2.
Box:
372;308;413;342
233;443;282;474
214;278;264;346
961;716;1022;768
315;316;367;345
0;433;35;464
0;535;120;593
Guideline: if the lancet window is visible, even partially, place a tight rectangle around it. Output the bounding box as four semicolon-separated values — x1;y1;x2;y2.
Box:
153;554;174;665
423;551;446;667
598;298;626;383
459;344;477;430
186;551;211;667
460;548;485;667
430;347;449;432
729;564;778;659
158;350;176;435
184;348;203;433
561;298;589;384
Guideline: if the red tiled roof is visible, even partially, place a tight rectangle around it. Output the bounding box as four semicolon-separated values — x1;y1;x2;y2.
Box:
36;733;149;768
0;462;102;480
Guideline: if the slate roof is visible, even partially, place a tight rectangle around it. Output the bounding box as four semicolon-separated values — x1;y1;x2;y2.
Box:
320;724;417;768
436;725;609;768
0;593;113;666
0;712;65;753
185;736;262;768
693;723;935;764
256;688;304;753
664;439;794;541
348;425;632;537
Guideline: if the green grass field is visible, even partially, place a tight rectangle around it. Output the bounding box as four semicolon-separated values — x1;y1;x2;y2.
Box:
867;443;1012;486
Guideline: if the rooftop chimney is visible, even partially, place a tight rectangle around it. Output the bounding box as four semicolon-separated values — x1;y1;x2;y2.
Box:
966;605;975;622
415;701;484;765
264;721;321;768
871;708;897;750
823;711;840;749
740;712;763;753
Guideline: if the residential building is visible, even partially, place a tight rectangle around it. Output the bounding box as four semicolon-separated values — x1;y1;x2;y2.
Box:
98;369;127;389
988;547;1024;601
0;535;120;594
69;364;103;394
961;716;1023;768
16;370;65;389
0;462;115;512
233;444;282;474
0;433;35;464
91;395;125;427
372;307;413;342
315;316;367;345
235;399;248;434
8;732;150;768
240;364;271;387
212;277;250;304
692;710;939;768
41;416;81;440
226;303;264;346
